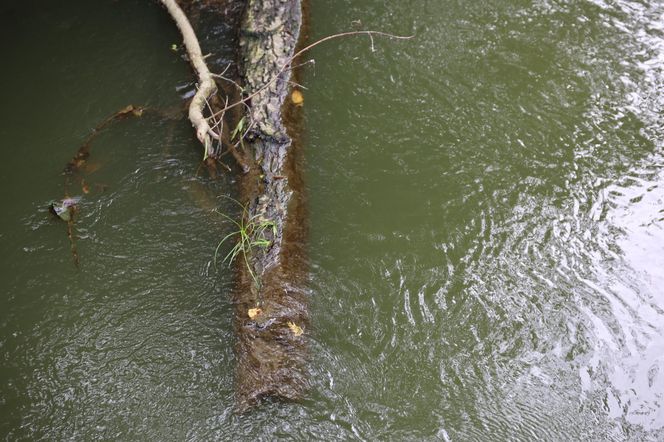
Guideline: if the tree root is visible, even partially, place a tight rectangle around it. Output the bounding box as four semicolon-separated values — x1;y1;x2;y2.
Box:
160;0;219;158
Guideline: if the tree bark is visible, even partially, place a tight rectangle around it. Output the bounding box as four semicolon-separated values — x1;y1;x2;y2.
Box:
233;0;308;410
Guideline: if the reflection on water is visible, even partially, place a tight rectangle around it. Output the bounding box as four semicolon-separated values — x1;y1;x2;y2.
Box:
1;0;664;439
304;0;664;439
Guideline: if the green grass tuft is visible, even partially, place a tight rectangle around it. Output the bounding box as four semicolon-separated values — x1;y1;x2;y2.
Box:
214;196;276;287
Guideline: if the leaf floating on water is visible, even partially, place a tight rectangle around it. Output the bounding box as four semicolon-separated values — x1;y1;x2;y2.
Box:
119;104;135;114
61;197;81;207
114;104;144;118
287;321;303;336
248;307;262;319
291;89;304;106
53;206;71;221
49;196;81;221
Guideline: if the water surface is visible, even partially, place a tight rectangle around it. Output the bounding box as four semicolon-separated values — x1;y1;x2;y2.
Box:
0;1;238;438
1;0;664;440
302;0;664;439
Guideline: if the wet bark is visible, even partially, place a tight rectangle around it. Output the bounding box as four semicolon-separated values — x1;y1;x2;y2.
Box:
233;0;309;409
162;0;308;410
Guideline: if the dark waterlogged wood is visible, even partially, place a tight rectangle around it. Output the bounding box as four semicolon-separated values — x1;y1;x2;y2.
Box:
233;0;309;409
161;0;308;410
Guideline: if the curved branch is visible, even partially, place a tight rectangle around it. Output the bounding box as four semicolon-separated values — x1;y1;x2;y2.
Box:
160;0;219;157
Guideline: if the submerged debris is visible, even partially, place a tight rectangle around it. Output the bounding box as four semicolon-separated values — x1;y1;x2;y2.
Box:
49;196;81;222
53;104;156;267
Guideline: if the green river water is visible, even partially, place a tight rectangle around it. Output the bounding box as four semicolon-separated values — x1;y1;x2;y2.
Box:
2;0;664;440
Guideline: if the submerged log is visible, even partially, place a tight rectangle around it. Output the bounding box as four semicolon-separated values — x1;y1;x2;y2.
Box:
234;0;308;409
162;0;308;410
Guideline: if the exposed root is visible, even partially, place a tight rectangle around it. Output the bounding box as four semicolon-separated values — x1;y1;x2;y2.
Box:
212;30;414;120
160;0;219;158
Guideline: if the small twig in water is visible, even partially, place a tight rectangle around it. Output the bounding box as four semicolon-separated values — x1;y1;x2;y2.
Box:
211;30;414;120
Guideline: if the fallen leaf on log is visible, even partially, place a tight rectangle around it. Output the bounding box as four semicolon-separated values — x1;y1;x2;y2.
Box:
291;89;304;106
287;321;303;336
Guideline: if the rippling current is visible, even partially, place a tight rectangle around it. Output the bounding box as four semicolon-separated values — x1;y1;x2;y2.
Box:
1;0;664;440
304;0;664;439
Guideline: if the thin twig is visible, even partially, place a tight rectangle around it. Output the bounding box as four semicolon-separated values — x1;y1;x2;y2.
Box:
211;30;413;119
212;72;245;94
288;59;316;72
203;94;223;137
287;80;308;90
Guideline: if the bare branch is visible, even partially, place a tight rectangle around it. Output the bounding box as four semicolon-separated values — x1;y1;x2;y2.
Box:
160;0;219;157
211;30;414;119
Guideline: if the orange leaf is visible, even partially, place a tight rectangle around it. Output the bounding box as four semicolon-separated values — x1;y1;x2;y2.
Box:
291;90;304;106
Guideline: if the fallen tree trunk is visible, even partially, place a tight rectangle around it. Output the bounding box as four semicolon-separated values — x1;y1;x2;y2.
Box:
162;0;309;410
161;0;411;412
233;0;309;409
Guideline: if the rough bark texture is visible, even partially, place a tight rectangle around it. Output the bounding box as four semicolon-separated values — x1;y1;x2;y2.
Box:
234;0;308;409
162;0;308;410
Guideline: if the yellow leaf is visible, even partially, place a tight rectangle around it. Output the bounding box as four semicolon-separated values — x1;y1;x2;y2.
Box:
291;89;304;106
248;308;262;319
287;321;303;336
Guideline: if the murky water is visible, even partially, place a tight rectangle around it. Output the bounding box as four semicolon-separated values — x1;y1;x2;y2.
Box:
2;0;664;440
302;0;664;439
0;1;239;438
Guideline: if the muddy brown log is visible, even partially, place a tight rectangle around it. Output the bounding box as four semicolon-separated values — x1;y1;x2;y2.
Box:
234;0;308;409
160;0;308;410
